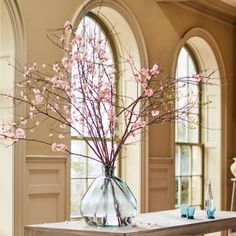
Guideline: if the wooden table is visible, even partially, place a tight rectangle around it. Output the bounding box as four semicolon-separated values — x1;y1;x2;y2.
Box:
24;209;236;236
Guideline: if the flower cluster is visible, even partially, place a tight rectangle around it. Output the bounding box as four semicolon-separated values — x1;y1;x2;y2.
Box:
0;20;213;167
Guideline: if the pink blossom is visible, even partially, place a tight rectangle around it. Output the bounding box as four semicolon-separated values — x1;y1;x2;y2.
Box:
23;66;31;77
34;94;44;105
134;74;142;83
16;83;24;88
63;105;69;114
33;88;40;94
58;134;65;139
14;128;25;140
59;124;67;129
51;143;67;152
99;52;108;62
61;57;71;70
53;64;60;73
64;21;72;33
141;82;147;89
151;110;160;117
132;120;146;129
60;35;65;42
126;55;134;65
99;86;112;102
108;108;114;121
150;64;159;75
72;52;83;62
71;35;82;45
145;88;154;97
193;74;201;82
29;112;34;119
20;117;27;125
141;68;149;77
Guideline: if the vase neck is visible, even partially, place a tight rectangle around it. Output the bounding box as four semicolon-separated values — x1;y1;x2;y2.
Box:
103;165;115;176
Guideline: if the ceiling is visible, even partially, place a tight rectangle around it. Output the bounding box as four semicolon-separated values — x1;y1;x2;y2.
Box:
221;0;236;7
156;0;236;25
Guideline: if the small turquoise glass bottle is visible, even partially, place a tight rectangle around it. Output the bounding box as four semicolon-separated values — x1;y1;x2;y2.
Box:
204;180;216;219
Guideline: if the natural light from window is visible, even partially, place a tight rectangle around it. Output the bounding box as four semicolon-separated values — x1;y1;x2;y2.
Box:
70;15;115;218
175;46;203;209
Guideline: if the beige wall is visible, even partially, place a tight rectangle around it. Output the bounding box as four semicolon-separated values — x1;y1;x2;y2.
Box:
3;0;236;234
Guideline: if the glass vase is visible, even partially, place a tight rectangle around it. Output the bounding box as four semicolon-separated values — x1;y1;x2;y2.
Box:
80;165;137;227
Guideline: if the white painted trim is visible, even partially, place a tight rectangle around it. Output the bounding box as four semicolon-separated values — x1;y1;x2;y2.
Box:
3;0;26;236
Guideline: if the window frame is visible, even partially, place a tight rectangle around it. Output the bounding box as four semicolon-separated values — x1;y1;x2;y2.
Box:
175;45;204;209
70;12;120;219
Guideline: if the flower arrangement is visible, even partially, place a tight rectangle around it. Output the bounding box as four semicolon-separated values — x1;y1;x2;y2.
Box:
0;18;215;227
0;20;212;168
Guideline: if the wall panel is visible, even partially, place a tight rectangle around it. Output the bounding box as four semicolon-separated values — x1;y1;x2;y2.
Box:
25;156;67;225
149;157;175;211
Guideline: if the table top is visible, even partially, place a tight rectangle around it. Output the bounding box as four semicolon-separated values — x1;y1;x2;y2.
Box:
24;209;236;236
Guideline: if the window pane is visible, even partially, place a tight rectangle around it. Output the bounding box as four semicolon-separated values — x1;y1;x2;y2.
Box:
175;177;180;206
175;145;180;176
180;177;189;205
71;178;86;217
176;121;187;142
188;114;199;143
191;176;202;206
71;140;86;178
188;55;196;75
88;159;102;178
177;48;188;76
192;146;202;175
180;145;191;175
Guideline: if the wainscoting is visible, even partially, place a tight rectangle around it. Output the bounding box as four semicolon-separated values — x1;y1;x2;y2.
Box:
25;155;67;224
149;157;175;211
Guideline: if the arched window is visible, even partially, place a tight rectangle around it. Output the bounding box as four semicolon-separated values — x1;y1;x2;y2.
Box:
175;30;223;212
69;1;147;216
175;46;203;209
70;14;116;218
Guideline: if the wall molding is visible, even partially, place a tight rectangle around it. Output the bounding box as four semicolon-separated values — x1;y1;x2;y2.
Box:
3;0;26;236
156;0;236;26
26;155;67;163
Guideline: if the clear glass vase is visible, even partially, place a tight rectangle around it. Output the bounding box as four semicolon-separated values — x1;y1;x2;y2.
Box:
80;165;137;227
